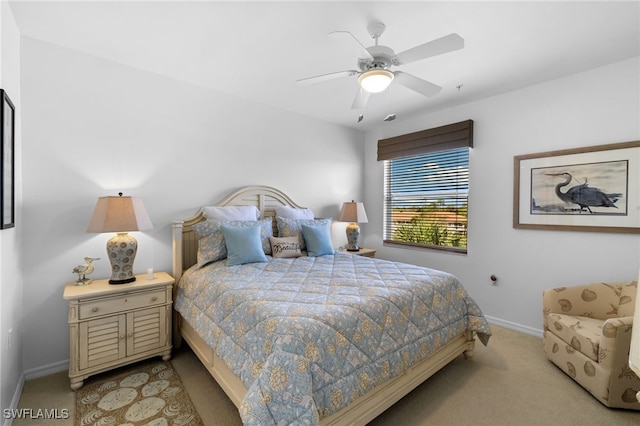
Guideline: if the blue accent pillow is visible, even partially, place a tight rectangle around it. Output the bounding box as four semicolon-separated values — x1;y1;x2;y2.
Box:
220;224;269;266
301;223;334;257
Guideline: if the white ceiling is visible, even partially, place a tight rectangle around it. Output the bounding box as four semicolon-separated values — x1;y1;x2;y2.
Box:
9;1;640;130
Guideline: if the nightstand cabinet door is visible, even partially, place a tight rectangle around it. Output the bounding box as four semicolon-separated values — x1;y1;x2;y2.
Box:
79;315;126;370
127;306;167;357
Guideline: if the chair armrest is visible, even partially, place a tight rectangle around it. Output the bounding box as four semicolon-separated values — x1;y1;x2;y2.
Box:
543;283;621;320
599;316;633;371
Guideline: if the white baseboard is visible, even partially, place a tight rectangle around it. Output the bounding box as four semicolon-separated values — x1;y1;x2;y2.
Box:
3;361;68;426
485;315;543;338
23;359;69;381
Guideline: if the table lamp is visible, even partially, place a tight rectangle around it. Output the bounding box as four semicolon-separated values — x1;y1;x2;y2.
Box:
337;200;368;251
87;192;153;284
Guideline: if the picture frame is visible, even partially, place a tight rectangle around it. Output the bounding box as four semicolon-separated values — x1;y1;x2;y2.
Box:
513;140;640;233
1;89;15;229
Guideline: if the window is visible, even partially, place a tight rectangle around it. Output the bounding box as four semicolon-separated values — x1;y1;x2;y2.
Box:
378;120;473;253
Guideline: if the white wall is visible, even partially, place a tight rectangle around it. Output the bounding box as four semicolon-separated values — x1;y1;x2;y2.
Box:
363;57;640;335
0;0;23;416
19;38;364;374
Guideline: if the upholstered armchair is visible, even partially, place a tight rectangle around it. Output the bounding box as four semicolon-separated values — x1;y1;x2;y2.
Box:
543;281;640;410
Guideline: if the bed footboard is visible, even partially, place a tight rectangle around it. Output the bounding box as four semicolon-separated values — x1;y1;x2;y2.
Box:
177;310;475;426
321;331;475;426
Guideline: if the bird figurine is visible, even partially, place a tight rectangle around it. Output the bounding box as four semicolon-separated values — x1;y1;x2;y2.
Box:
72;257;100;285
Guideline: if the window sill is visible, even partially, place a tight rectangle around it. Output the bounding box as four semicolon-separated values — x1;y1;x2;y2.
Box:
383;240;467;255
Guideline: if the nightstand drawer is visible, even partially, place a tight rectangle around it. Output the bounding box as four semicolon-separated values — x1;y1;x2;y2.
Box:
79;289;166;319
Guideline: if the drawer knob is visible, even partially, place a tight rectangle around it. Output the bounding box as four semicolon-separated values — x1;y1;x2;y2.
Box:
91;307;99;313
151;297;158;302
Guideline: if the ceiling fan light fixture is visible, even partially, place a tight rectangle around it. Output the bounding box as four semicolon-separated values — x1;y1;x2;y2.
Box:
358;69;394;93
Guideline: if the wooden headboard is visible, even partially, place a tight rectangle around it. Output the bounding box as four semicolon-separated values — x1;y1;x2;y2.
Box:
172;185;305;282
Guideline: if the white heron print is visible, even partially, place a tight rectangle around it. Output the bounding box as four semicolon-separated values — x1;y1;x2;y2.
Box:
530;160;627;215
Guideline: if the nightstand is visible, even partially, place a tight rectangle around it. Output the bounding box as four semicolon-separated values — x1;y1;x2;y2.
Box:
63;271;174;390
343;248;376;258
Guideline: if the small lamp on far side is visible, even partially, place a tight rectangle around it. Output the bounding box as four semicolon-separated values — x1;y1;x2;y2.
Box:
338;200;368;251
87;192;153;284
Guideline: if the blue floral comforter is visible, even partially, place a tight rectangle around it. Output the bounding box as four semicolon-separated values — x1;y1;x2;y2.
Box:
174;253;491;425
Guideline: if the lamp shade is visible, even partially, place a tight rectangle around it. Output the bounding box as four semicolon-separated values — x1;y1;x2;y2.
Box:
338;201;368;224
358;69;394;93
87;193;153;233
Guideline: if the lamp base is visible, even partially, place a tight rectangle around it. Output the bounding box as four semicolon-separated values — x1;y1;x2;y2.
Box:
109;277;136;285
107;232;138;285
345;222;361;252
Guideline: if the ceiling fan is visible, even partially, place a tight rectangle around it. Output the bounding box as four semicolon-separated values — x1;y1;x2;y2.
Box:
297;22;464;110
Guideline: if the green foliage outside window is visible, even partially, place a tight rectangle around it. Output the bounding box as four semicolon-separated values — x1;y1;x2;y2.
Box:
390;207;467;249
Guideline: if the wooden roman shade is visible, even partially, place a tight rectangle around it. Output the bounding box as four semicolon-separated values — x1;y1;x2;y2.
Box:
377;119;474;161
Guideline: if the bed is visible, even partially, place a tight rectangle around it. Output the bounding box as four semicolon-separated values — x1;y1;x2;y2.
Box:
172;185;491;425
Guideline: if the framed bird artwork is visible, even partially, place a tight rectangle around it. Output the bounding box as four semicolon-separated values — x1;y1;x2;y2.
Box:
513;140;640;233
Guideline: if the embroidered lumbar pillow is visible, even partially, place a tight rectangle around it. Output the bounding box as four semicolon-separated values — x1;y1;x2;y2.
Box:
269;236;303;258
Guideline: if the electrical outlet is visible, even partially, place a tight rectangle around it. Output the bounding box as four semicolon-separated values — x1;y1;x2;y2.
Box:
8;328;12;352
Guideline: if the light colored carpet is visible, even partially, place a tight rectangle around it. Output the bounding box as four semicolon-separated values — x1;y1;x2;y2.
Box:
13;325;640;425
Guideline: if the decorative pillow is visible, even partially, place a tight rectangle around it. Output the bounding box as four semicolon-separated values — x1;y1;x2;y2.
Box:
221;224;269;266
201;205;259;221
301;223;334;257
276;217;332;250
269;236;302;258
274;206;315;220
192;218;273;268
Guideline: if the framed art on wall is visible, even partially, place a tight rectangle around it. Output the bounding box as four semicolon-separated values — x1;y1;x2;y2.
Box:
1;89;15;229
513;140;640;233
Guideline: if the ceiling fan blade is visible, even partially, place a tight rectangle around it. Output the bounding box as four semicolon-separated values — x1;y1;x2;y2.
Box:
351;87;371;110
328;30;374;60
394;33;464;65
394;71;442;97
296;70;358;86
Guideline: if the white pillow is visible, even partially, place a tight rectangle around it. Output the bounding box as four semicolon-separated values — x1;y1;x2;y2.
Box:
201;205;259;221
274;206;314;220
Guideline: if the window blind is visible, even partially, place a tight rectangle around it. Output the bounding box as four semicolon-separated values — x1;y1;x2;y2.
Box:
383;148;469;251
377;119;473;161
379;120;473;252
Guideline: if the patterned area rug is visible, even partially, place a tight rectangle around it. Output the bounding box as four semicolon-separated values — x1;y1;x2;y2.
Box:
75;362;203;426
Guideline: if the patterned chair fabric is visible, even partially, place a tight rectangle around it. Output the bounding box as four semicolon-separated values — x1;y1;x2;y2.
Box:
543;281;640;410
